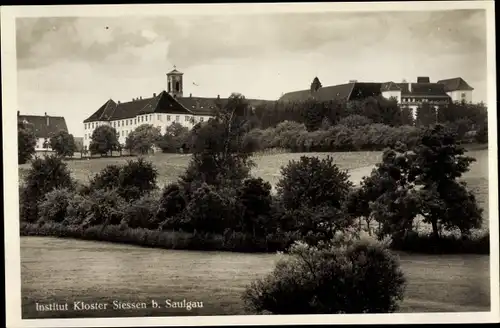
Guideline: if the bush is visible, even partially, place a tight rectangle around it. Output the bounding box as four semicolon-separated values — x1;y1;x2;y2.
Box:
236;178;273;236
156;183;187;224
278;206;356;246
89;165;121;191
20;155;74;222
78;189;127;228
122;192;161;229
118;157;158;201
337;115;373;128
243;233;406;314
276;156;353;211
390;229;489;254
184;183;238;234
37;188;75;224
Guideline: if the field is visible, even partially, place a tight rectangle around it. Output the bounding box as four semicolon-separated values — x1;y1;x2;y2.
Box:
21;237;490;318
19;148;491;318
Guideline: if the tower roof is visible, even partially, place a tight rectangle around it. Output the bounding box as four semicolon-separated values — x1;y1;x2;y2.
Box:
167;66;183;75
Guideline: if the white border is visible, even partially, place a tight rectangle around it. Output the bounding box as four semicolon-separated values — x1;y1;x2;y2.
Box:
2;1;498;327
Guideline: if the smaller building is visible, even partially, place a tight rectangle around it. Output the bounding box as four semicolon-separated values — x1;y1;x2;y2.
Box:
437;77;474;103
279;77;382;103
17;111;68;151
381;77;452;119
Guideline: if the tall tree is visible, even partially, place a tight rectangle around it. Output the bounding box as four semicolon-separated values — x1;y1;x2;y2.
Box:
125;124;161;155
415;103;437;127
180;93;255;195
18;121;36;164
49;130;77;157
89;125;120;156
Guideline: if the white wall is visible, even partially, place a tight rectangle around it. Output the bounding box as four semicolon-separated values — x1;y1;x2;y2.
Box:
381;90;401;103
35;137;51;151
446;90;473;103
82;113;214;149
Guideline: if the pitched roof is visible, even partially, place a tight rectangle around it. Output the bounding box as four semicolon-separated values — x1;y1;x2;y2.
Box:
18;115;68;139
381;81;401;91
279;82;382;102
167;68;183;75
437;77;474;91
84;91;194;122
396;83;449;97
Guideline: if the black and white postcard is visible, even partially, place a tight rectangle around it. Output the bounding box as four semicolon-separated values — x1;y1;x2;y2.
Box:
2;2;498;327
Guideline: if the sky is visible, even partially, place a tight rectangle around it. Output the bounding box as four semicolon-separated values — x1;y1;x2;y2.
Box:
16;9;487;137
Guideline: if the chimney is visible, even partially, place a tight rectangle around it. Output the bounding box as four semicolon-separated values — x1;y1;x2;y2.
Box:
417;76;430;83
140;96;142;100
153;93;156;97
190;93;192;98
17;110;20;117
409;83;412;93
349;79;358;83
217;95;220;99
45;112;49;126
118;101;121;104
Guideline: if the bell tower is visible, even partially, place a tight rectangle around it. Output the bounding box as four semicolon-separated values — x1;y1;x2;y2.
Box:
166;66;184;98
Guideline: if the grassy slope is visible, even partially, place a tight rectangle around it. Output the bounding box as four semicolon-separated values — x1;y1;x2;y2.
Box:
21;237;490;318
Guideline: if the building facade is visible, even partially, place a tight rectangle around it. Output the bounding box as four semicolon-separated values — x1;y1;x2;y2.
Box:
437;77;474;103
83;68;219;149
381;77;454;118
280;76;473;120
18;111;69;151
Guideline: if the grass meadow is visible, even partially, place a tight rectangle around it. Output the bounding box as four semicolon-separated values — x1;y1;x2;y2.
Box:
19;147;491;317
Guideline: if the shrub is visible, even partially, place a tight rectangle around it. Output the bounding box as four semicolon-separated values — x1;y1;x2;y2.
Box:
118;157;158;201
156;183;187;224
390;229;489;254
243;233;406;314
236;178;273;236
337;115;373;128
79;189;127;228
184;183;237;234
89;165;121;191
37;188;75;224
122;192;161;229
276;156;353;211
20;155;74;222
65;194;90;226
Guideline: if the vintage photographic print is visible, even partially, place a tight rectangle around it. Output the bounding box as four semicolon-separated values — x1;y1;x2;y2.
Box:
2;1;498;327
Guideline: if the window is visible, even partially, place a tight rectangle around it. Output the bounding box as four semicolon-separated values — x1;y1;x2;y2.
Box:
167;115;171;121
145;116;148;122
150;115;153;121
176;115;180;122
157;114;161;120
91;123;94;129
200;117;204;122
113;122;116;128
461;92;466;99
185;116;190;122
134;118;137;125
121;131;124;136
118;121;121;127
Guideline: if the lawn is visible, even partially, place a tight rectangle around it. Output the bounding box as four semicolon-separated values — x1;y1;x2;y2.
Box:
20;237;490;319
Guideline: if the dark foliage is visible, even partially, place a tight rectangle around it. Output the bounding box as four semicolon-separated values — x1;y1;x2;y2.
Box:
18;121;36;164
